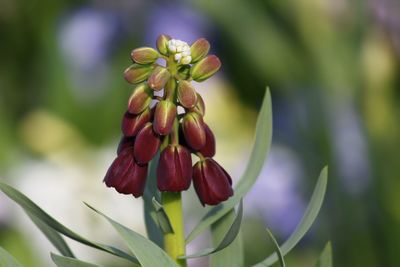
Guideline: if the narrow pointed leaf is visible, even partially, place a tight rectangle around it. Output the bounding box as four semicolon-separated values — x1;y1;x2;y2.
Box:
0;247;23;267
186;88;272;243
28;213;74;257
210;209;244;267
152;197;174;234
315;242;333;267
180;200;243;259
51;253;101;267
85;203;177;267
0;182;138;264
143;154;164;247
253;167;328;266
265;228;285;267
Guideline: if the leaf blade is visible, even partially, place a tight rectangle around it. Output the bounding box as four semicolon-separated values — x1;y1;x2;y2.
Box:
0;247;24;267
253;166;328;266
85;203;177;267
0;182;138;264
186;88;273;243
315;242;333;267
265;228;285;267
51;254;101;267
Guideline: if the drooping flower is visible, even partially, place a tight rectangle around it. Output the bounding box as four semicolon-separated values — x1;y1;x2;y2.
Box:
134;122;161;164
157;145;192;192
192;158;233;206
182;112;206;150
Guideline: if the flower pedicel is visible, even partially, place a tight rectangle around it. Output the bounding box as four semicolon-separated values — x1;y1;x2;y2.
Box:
104;35;232;206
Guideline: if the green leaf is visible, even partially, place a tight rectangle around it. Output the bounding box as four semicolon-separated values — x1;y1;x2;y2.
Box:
85;203;177;267
253;166;328;266
315;242;333;267
143;154;164;248
265;228;285;267
210;209;244;267
152;197;174;234
186;88;273;243
180;200;243;259
51;253;101;267
0;247;24;267
27;213;74;258
0;182;138;264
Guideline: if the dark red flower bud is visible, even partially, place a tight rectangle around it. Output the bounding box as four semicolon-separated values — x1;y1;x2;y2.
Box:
199;123;216;157
134;123;161;164
190;38;210;63
191;55;221;82
131;47;159;64
117;136;135;155
121;108;151;137
157;145;192;192
193;158;233;206
104;147;148;197
190;93;205;116
182;112;206;150
148;66;171;91
178;81;197;108
124;64;154;84
153;100;177;135
128;83;153;114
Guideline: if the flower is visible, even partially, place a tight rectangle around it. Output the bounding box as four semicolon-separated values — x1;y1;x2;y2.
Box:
134;123;161;164
192;158;233;206
182;112;206;150
157;145;192;192
167;39;192;64
104;147;148;197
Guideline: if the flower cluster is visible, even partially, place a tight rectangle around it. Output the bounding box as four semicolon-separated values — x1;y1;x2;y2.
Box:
104;35;233;206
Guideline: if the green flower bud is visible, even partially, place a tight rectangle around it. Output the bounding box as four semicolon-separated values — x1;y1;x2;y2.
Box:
190;38;210;63
153;100;177;135
190;93;206;116
131;47;159;64
124;64;154;84
127;83;153;114
148;66;171;91
177;65;191;80
178;80;198;108
191;55;221;82
156;34;171;55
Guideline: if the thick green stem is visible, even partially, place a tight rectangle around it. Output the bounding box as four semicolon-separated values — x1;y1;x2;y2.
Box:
162;192;187;267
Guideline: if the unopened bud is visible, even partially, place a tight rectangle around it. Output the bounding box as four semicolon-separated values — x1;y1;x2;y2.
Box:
134;123;161;164
148;66;171;91
124;64;154;84
191;55;221;82
190;38;210;63
190;93;206;116
122;108;151;137
156;34;171;55
178;81;197;108
199;123;216;157
153;100;177;135
127;83;153;114
182;112;206;150
131;47;159;64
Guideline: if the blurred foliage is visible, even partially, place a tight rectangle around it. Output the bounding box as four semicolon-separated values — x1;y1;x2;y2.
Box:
1;0;400;266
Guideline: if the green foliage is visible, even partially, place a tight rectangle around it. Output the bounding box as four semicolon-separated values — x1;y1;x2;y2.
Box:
51;254;101;267
315;242;333;267
85;204;177;267
0;182;138;264
0;247;23;267
152;197;174;234
186;88;272;243
265;228;285;267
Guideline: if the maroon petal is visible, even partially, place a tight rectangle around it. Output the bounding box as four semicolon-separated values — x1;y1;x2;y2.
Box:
122;108;151;137
153;100;177;135
117;162;148;197
104;148;134;190
182;112;206;150
117;136;135;155
134;123;161;164
199;123;216;157
157;145;192;192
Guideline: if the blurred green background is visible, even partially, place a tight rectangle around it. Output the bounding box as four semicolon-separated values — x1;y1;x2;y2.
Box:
1;0;399;266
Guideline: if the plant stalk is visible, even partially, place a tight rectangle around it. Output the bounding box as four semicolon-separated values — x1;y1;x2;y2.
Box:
162;192;187;267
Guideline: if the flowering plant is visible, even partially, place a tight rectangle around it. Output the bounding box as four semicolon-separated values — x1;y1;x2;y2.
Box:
0;36;330;267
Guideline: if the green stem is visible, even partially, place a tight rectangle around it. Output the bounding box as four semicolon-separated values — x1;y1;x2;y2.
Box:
162;192;187;267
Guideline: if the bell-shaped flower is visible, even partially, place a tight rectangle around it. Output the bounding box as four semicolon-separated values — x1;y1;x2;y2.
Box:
134;123;161;164
153;100;177;135
182;112;206;150
199;123;216;157
192;158;233;206
121;108;151;137
157;145;192;192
